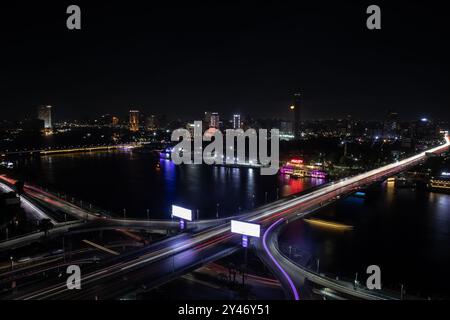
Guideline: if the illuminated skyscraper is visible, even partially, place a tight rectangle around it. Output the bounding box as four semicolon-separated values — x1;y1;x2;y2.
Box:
204;111;212;124
280;121;294;140
233;114;241;130
383;111;399;138
293;93;301;139
129;110;140;132
37;105;52;129
112;116;119;126
146;114;157;130
210;112;220;128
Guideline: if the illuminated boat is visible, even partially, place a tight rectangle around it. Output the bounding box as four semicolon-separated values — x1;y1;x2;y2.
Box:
280;158;327;179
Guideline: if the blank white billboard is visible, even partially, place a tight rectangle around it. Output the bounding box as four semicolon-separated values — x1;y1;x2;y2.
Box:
172;205;192;221
231;220;260;238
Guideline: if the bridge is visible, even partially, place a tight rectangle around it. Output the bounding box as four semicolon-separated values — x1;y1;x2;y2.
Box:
0;180;237;251
0;143;139;158
259;215;400;300
0;136;448;300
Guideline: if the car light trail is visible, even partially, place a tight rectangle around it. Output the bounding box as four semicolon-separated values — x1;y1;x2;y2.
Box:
20;196;56;223
262;218;299;300
0;180;55;223
9;135;450;300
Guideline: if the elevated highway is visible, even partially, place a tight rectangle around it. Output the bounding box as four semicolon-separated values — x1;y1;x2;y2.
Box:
1;136;448;300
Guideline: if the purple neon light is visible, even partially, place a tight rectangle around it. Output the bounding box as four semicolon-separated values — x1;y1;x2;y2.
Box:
263;218;300;300
242;235;248;248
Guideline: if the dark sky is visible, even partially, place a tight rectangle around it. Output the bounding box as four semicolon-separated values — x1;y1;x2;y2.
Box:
1;1;449;122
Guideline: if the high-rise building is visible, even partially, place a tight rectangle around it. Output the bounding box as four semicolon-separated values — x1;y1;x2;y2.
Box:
112;116;119;126
129;110;140;132
292;93;301;139
280;121;294;140
204;111;212;124
37;105;52;129
210;112;220;129
146;115;157;130
383;111;399;138
233;114;241;130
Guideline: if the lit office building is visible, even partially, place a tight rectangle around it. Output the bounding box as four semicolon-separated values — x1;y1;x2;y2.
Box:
383;111;399;139
37;105;52;129
280;121;294;140
129;110;140;132
112;116;119;127
210;112;220;128
146;115;157;130
293;93;301;139
233;114;241;130
204;111;212;125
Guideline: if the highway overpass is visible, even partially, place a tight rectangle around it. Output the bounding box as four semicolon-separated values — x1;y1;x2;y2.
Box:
1;136;448;300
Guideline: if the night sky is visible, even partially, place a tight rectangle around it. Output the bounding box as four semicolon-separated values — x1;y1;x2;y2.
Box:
1;1;449;122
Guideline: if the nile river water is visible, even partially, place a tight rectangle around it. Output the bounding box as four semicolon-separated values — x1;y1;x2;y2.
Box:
14;150;323;219
279;182;450;298
13;150;450;297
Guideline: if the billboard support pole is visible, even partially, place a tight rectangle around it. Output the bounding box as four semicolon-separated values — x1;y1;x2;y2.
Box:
241;235;249;287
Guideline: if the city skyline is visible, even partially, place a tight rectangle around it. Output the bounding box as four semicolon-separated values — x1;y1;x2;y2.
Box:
1;2;449;122
1;1;450;306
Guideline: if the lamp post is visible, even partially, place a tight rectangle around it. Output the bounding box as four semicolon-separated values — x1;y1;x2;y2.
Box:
216;203;220;219
62;237;66;263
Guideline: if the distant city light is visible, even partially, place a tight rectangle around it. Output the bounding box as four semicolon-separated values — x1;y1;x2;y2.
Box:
442;172;450;176
421;118;428;122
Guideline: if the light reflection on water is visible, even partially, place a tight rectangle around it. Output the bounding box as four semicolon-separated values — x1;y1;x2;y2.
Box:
280;184;450;297
15;150;326;220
